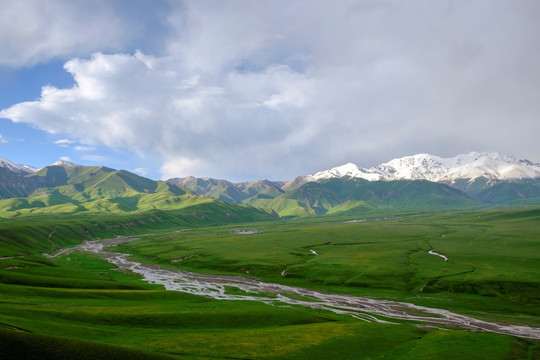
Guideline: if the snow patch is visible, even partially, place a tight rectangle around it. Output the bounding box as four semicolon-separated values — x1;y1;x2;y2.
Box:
0;156;37;174
428;249;448;262
50;159;79;167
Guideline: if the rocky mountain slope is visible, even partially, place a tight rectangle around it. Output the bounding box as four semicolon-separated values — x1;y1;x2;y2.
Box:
0;157;37;174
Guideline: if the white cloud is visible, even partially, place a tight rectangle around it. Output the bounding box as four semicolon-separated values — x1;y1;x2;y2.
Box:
81;154;108;163
132;168;149;176
1;1;540;179
0;0;171;67
0;134;10;143
0;1;115;66
74;145;96;152
160;157;204;180
54;139;75;147
0;49;314;179
59;156;72;162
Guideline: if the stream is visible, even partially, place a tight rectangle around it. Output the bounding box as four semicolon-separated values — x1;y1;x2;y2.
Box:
68;237;540;340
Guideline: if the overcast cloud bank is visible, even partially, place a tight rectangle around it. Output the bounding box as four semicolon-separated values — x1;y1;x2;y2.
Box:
1;1;539;180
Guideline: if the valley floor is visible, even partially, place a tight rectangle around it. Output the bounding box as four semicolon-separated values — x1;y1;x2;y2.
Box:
0;208;539;359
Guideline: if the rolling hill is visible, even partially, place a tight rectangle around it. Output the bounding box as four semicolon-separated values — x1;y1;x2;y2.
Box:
167;176;285;203
1;152;539;219
0;161;272;222
244;177;482;217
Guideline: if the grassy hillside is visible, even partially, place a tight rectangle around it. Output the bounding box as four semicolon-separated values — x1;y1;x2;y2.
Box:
115;208;540;325
475;181;540;204
0;168;35;199
2;164;537;220
0;164;278;220
0;204;273;257
245;177;483;217
168;177;286;203
0;329;175;360
0;209;538;359
0;163;538;358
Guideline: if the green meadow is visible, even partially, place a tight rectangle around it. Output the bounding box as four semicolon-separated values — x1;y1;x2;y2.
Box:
0;208;539;359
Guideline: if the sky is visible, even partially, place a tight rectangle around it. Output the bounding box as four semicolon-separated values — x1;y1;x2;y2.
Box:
1;0;539;182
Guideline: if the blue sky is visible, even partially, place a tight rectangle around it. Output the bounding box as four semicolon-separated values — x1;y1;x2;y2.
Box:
1;1;539;181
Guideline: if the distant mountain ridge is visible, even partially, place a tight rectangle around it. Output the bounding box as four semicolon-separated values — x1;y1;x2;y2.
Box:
0;160;272;221
244;177;483;218
291;152;540;188
0;156;37;174
1;152;540;218
167;176;285;203
175;151;540;216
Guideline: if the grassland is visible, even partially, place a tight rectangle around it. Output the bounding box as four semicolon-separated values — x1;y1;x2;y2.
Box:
0;208;539;359
115;208;540;325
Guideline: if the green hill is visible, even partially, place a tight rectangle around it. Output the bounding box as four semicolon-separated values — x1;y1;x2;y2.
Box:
167;177;248;202
474;181;540;205
0;168;35;199
0;164;273;223
1;162;536;220
244;177;483;217
167;177;286;203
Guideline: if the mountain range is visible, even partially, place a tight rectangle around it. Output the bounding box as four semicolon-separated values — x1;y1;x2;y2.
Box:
289;152;540;190
168;152;540;216
1;152;539;219
0;156;271;222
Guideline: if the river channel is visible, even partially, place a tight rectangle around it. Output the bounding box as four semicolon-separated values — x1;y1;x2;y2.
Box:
67;237;540;340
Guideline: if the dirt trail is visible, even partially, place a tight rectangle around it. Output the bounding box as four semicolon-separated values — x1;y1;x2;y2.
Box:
0;255;25;260
43;248;73;258
68;237;540;341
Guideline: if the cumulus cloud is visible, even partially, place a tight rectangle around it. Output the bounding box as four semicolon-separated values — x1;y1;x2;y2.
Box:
0;0;171;66
1;50;314;179
1;1;540;180
160;156;206;181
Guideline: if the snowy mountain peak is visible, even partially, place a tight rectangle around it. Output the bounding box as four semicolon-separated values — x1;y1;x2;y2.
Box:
50;159;79;167
307;152;540;184
0;156;37;174
308;162;381;182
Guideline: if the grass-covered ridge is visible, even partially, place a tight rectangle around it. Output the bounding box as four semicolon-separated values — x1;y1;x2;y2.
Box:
0;164;276;220
0;203;272;257
2;162;539;221
244;177;484;217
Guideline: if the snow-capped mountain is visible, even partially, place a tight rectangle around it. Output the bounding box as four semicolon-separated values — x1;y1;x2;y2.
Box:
0;156;37;174
300;152;540;185
50;159;79;167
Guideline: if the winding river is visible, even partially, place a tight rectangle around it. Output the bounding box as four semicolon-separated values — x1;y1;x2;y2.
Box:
68;237;539;340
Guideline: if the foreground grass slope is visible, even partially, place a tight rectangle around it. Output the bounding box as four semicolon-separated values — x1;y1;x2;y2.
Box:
0;202;272;256
0;251;537;359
